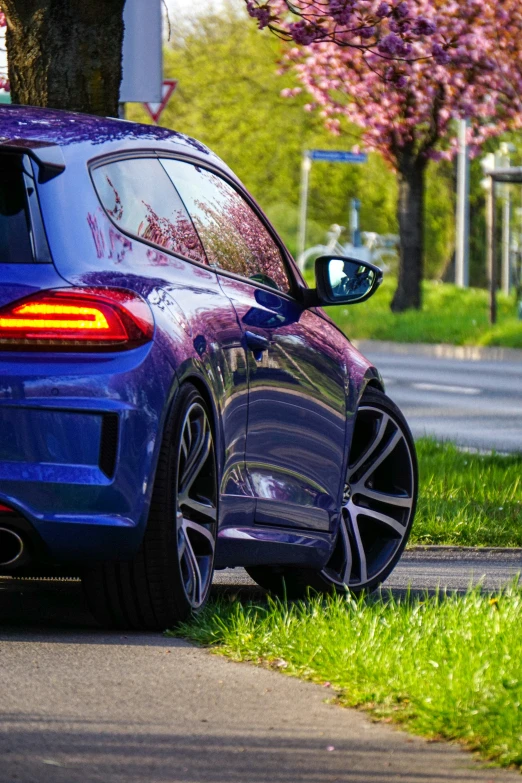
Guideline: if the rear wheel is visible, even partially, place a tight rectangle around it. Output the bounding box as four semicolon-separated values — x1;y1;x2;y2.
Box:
83;383;217;630
246;388;417;598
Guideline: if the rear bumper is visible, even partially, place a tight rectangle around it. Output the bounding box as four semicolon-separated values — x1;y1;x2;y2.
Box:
0;342;177;564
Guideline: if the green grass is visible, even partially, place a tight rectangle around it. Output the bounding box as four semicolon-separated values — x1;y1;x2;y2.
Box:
174;587;522;770
321;278;522;347
413;439;522;547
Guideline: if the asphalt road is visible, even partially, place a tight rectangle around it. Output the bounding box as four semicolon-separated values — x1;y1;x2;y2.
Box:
214;548;522;595
357;345;522;452
1;550;521;783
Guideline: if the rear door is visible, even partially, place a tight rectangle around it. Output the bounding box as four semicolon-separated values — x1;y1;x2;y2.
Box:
162;158;348;532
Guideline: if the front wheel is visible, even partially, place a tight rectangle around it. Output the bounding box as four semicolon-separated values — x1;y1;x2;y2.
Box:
83;383;218;630
246;388;417;598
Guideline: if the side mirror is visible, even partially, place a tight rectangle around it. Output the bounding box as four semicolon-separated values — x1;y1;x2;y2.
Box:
313;255;383;306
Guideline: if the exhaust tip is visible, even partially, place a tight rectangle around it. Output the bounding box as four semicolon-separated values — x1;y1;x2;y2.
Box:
0;527;24;566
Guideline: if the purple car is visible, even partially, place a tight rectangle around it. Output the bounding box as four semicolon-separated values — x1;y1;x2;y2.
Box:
0;106;417;628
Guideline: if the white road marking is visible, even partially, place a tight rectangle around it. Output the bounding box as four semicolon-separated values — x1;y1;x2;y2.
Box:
412;382;481;395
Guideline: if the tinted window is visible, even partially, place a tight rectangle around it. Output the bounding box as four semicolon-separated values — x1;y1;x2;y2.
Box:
0;156;33;264
161;159;291;293
92;158;207;264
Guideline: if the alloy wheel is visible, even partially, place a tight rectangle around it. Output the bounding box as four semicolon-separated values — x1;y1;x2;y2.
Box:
322;401;416;590
176;401;217;609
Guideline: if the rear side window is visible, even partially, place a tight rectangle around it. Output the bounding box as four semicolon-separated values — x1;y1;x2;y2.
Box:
91;158;207;264
0;156;34;264
160;159;291;294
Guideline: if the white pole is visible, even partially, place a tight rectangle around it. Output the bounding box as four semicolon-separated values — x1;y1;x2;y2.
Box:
502;189;511;296
455;118;470;287
298;153;311;270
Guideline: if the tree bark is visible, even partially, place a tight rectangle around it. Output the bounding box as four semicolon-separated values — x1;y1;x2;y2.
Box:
391;154;426;312
2;0;125;117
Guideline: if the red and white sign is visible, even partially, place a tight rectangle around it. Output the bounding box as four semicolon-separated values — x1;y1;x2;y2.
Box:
142;79;178;125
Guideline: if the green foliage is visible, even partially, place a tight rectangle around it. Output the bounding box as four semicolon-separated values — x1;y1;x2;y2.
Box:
424;160;455;279
414;439;522;546
175;586;522;770
128;2;456;278
322;277;522;347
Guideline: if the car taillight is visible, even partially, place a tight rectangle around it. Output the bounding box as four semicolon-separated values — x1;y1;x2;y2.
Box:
0;504;13;513
0;288;154;350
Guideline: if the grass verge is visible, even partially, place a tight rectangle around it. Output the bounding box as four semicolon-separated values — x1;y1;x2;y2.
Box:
413;439;522;547
173;587;522;770
322;278;522;347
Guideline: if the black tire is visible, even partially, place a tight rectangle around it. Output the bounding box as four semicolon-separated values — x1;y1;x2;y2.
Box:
246;387;417;598
83;383;218;630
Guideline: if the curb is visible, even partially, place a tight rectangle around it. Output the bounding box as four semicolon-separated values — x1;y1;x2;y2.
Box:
406;545;522;560
352;339;522;362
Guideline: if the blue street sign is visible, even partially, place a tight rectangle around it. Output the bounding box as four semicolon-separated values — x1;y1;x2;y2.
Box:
308;149;368;163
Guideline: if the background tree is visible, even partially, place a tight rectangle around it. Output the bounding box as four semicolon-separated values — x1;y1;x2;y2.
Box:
0;0;125;116
129;5;455;273
247;0;522;310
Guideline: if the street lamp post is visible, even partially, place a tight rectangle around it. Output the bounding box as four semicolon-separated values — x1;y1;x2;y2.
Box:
298;153;312;268
455;119;470;288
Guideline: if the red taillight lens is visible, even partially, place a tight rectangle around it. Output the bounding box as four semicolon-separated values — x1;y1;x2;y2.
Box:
0;288;154;350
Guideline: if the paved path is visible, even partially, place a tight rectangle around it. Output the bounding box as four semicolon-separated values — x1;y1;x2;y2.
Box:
1;550;521;783
355;343;522;452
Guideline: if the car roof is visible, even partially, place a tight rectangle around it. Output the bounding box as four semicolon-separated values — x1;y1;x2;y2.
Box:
0;104;225;169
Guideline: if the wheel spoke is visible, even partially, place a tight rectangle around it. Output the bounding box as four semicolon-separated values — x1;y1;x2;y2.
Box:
349;412;390;473
353;506;405;536
351;514;368;584
178;494;217;522
178;518;215;608
355;429;402;486
180;432;211;498
352;486;413;508
339;515;352;584
180;416;210;495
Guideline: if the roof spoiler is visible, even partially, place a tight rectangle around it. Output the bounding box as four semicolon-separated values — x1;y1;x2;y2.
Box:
0;138;65;182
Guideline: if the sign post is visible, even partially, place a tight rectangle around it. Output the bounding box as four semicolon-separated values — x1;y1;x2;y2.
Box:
298;149;368;269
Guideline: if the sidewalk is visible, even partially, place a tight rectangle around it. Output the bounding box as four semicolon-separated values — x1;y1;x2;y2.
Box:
1;623;520;782
352;338;522;362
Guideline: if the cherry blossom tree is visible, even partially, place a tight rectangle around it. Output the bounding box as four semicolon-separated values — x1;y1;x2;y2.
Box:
247;1;522;310
0;11;7;91
0;1;125;116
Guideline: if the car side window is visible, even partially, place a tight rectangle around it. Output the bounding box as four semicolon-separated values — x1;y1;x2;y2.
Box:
91;158;207;265
160;158;291;294
0;154;34;264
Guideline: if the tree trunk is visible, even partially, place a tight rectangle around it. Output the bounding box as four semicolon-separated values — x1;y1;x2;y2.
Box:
391;155;426;312
2;0;125;117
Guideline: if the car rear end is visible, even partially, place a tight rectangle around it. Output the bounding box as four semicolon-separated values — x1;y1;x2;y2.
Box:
0;148;173;575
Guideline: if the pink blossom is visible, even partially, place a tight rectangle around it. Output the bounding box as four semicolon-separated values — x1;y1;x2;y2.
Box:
272;0;522;169
244;0;438;52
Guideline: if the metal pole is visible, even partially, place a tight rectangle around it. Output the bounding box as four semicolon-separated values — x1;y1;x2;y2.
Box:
298;153;311;270
486;177;497;324
455;118;470;287
501;186;511;296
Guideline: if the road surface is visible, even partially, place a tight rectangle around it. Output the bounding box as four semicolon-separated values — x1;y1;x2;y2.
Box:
0;550;521;783
356;344;522;453
214;548;522;596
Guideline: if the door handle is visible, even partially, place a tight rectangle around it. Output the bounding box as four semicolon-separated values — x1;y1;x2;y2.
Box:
245;331;269;360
